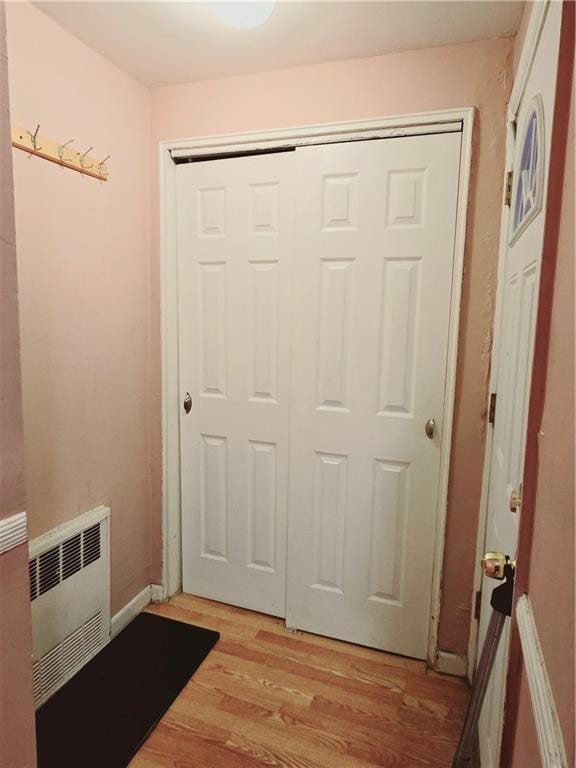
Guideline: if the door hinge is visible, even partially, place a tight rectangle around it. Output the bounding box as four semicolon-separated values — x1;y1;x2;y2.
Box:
474;590;482;620
488;392;497;425
504;170;513;206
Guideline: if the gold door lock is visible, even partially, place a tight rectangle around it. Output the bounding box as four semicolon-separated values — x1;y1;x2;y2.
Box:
481;552;516;580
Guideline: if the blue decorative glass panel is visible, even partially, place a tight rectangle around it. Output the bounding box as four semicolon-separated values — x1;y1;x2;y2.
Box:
511;96;544;242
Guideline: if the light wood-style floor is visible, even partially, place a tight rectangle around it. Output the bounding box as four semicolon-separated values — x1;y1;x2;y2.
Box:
130;594;469;768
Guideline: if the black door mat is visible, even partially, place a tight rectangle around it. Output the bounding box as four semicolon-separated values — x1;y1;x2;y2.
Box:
36;611;220;768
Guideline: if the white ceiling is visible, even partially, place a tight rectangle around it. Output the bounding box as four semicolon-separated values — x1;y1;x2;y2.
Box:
35;1;524;88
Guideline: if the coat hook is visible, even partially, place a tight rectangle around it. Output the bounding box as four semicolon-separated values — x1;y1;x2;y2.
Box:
58;138;75;160
28;124;42;151
79;146;93;168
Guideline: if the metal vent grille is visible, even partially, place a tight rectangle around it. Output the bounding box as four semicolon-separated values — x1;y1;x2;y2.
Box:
29;559;38;602
83;524;100;566
32;612;103;707
29;523;102;602
62;533;82;580
39;547;60;595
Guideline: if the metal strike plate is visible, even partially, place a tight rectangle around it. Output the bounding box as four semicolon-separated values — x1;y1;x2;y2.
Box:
510;484;522;513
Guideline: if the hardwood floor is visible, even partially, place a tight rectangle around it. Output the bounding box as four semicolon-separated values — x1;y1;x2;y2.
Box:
130;594;469;768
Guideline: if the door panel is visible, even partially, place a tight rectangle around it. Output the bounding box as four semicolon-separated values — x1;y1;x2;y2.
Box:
478;2;562;761
285;134;461;658
177;152;295;617
177;132;462;658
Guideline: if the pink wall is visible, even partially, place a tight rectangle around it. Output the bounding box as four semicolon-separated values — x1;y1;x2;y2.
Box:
509;18;575;764
0;2;37;764
150;36;513;654
6;2;515;657
6;2;154;614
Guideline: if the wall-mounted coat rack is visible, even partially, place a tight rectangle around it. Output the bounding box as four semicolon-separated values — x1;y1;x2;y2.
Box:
11;124;109;181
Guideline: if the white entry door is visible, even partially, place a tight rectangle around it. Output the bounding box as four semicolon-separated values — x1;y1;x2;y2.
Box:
177;130;462;658
177;152;295;617
286;134;461;658
478;2;561;763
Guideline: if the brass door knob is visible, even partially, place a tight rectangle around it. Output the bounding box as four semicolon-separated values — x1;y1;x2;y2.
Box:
481;552;516;580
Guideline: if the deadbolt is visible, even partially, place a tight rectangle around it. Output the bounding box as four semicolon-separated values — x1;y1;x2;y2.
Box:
510;484;522;513
425;418;436;439
183;392;192;414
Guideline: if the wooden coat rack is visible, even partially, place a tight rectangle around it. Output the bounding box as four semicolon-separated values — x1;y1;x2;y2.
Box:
11;124;109;181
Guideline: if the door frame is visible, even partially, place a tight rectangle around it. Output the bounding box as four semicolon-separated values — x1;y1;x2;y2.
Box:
159;109;474;665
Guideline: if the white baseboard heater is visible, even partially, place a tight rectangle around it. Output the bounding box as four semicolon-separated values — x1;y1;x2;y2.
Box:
29;506;111;708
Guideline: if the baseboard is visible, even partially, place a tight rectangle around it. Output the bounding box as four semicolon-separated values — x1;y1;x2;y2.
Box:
150;583;167;603
516;594;567;767
0;511;28;556
434;650;468;678
111;585;151;638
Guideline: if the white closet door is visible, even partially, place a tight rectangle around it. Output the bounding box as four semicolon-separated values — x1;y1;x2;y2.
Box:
286;134;461;658
177;152;295;617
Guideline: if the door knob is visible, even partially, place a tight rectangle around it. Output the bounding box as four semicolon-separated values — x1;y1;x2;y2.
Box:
425;418;436;439
183;392;192;414
481;552;516;580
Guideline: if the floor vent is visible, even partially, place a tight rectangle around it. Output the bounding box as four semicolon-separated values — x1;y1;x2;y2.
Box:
29;506;111;708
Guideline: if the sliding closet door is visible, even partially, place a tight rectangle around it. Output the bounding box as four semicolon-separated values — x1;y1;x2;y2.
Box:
177;152;295;617
286;134;461;658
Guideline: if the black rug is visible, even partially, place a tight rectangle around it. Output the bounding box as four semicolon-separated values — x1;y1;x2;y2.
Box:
36;612;220;768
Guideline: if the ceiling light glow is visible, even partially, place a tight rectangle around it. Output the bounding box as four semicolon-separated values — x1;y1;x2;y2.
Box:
210;1;276;29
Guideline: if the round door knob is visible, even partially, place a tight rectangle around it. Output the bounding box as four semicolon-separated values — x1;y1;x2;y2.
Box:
481;552;516;580
183;392;192;414
425;418;436;439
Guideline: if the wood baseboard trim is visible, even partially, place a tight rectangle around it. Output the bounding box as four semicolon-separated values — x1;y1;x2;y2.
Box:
150;583;167;603
0;511;27;556
516;595;567;767
111;585;151;638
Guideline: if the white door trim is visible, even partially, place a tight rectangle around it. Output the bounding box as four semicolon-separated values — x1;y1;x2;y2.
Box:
159;108;474;664
516;595;568;768
468;0;553;681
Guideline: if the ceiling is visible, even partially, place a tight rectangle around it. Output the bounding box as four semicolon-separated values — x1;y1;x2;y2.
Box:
36;1;524;88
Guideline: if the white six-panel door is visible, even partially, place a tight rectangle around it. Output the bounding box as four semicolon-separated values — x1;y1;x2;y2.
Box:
177;132;462;657
177;152;295;616
286;135;461;658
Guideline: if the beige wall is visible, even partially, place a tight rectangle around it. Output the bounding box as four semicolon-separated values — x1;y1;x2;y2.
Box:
510;43;575;767
150;36;513;654
6;2;154;614
0;2;36;764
